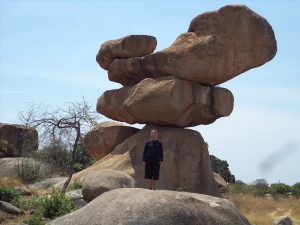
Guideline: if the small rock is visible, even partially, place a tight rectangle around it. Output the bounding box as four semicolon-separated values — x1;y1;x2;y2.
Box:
65;189;83;200
272;216;292;225
65;189;87;209
29;177;68;189
213;173;227;192
0;200;21;215
82;169;135;202
72;199;88;209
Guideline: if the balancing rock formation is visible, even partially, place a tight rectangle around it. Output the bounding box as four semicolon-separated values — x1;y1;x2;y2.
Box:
81;5;276;197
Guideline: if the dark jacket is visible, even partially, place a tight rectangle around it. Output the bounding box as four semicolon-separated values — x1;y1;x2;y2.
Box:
143;140;163;163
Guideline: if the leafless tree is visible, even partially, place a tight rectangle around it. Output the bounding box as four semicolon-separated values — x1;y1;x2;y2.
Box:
19;98;99;194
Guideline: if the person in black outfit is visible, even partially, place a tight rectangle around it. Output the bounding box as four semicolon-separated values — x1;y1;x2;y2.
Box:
143;129;163;190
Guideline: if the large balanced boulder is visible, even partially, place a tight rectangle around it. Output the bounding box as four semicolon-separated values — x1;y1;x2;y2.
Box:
72;125;219;197
82;169;135;202
0;123;38;157
99;5;276;86
97;76;233;127
83;121;139;160
96;35;157;70
47;188;251;225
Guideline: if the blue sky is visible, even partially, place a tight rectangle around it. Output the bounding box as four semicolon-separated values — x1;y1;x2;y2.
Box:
0;0;299;185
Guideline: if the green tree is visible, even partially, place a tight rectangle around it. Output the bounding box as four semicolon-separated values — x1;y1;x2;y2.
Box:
291;182;300;197
209;155;235;183
252;179;269;196
269;183;291;196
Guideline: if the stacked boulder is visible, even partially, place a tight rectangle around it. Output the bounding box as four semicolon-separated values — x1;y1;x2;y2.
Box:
79;5;276;197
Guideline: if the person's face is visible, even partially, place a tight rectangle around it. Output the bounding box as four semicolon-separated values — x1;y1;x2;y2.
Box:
150;130;158;140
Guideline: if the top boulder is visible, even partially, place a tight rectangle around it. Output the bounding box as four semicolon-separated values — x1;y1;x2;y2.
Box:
96;35;157;70
98;5;277;86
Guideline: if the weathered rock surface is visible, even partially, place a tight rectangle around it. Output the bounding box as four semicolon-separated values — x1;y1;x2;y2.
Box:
83;121;139;160
29;176;68;189
65;189;87;209
272;216;293;225
0;157;51;178
0;200;21;215
82;169;135;202
71;125;219;196
0;123;38;157
213;173;227;193
213;173;227;188
101;5;276;86
97;76;233;127
47;188;251;225
96;35;157;70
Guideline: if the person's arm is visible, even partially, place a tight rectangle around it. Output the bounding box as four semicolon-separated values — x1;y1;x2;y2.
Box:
143;142;148;162
159;143;163;162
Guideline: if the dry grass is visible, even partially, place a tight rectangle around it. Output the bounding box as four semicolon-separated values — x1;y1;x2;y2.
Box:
0;177;24;187
227;193;300;225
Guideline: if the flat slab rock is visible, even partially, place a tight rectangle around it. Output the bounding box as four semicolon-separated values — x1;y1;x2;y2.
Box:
97;5;276;87
97;76;233;127
47;188;251;225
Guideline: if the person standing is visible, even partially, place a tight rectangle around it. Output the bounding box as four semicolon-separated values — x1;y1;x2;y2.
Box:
143;129;163;190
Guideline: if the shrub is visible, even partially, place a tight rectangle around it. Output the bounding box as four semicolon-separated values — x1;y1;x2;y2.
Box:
67;181;82;192
37;140;96;173
37;140;71;170
269;183;291;196
0;185;20;204
18;196;40;211
291;182;300;197
228;182;249;194
38;189;74;219
23;213;45;225
252;179;269;197
16;157;42;183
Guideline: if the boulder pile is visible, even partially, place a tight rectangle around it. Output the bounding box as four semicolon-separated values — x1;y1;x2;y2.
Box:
79;5;276;196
